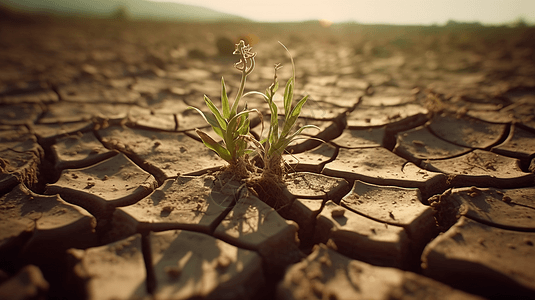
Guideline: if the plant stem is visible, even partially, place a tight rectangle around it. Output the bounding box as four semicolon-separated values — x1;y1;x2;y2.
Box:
234;64;247;106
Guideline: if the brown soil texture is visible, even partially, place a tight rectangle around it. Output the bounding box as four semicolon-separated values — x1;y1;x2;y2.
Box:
1;12;535;300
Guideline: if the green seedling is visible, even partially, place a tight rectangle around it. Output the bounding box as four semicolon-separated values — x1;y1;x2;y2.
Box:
189;38;317;206
245;42;319;178
188;40;258;175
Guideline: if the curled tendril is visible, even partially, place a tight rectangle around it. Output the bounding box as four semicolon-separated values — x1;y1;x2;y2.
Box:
233;40;256;73
273;63;282;80
269;63;282;92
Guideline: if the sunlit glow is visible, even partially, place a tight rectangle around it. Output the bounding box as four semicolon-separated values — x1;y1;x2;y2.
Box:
319;19;333;28
148;0;535;25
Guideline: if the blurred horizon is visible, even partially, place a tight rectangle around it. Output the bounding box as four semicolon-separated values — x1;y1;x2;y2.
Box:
153;0;535;25
1;0;534;26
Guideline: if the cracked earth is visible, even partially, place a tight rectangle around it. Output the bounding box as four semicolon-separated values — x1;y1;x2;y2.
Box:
1;15;535;300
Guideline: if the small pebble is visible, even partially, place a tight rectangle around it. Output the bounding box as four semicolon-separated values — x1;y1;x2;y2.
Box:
164;266;181;279
217;255;231;269
319;254;332;267
331;208;345;218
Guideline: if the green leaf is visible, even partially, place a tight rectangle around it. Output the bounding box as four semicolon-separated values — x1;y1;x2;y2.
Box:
270;124;318;156
283;77;294;117
221;77;230;119
238;117;250;135
204;95;227;130
273;81;279;93
279;41;296;85
228;110;250;132
205;114;225;138
280;95;309;138
236;112;246;131
290;124;320;138
267;100;279;146
226;110;253;160
243;91;268;101
222;133;235;160
188;106;227;140
195;129;232;161
227;121;244;154
188;106;218;128
229;86;242;118
235;137;248;156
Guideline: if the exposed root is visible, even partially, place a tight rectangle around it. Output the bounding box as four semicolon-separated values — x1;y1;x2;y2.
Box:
247;173;288;210
263;154;285;181
212;153;295;211
246;154;294;210
217;155;252;181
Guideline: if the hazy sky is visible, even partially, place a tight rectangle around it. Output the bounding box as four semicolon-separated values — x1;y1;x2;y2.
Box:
150;0;534;24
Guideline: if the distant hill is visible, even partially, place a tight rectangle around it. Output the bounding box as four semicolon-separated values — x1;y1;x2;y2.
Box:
0;0;251;22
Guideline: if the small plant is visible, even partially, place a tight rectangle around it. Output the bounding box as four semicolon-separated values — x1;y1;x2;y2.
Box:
188;40;258;177
190;40;317;209
243;42;319;209
245;42;319;180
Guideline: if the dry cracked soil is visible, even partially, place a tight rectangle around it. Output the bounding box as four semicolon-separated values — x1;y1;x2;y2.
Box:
1;12;535;300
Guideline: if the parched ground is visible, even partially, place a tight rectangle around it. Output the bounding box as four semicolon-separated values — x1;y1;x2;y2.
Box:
1;14;535;299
